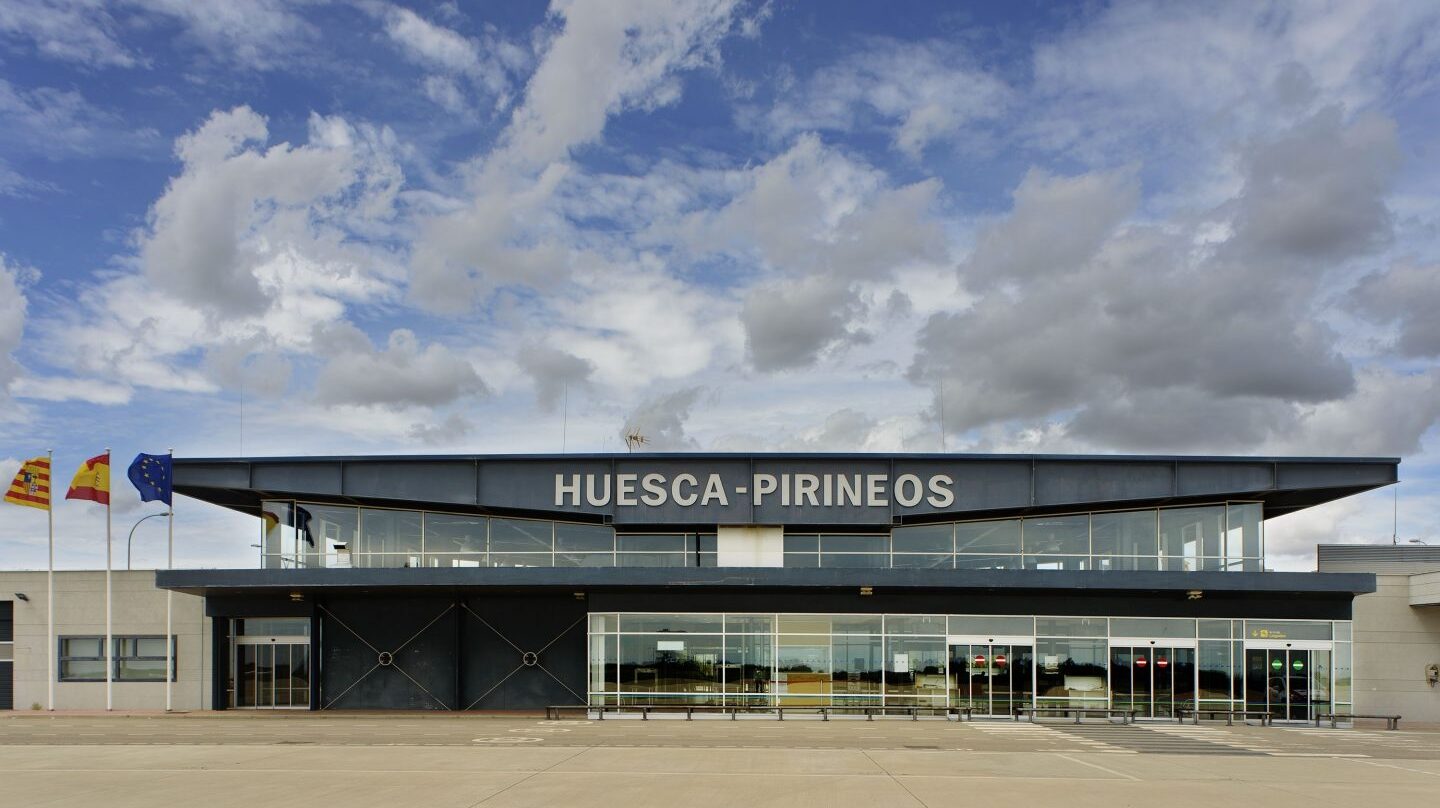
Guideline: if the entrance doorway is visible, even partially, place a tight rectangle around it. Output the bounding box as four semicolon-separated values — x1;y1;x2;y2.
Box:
236;640;310;708
949;641;1033;716
1110;645;1195;718
1245;647;1330;721
231;618;311;709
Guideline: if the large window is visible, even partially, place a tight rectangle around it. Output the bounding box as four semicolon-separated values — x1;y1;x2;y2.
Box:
256;501;1265;571
59;636;176;682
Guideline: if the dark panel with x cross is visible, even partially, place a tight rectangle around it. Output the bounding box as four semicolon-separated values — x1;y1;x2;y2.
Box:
460;595;587;710
319;597;459;710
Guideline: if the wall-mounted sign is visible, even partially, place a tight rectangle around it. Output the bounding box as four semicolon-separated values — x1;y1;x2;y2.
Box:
656;640;685;652
555;472;956;509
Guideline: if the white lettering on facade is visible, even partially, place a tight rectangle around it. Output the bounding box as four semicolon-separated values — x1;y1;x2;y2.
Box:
551;471;957;511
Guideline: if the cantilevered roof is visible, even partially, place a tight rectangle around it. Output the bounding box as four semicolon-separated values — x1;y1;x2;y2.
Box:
173;452;1397;528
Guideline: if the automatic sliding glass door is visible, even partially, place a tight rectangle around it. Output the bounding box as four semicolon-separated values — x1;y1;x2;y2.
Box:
1244;645;1330;721
949;641;1033;716
1110;644;1196;718
234;638;310;709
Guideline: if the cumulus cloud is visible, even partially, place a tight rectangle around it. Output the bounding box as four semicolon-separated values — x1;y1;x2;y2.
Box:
741;277;862;372
1349;262;1440;357
314;328;488;410
516;343;594;412
766;38;1010;157
912;105;1406;448
621;386;705;451
140;106;403;318
0;254;30;396
382;5;525;111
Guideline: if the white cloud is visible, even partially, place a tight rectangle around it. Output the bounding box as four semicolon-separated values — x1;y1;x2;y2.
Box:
10;376;132;405
315;328;488;410
0;0;140;68
0;254;30;397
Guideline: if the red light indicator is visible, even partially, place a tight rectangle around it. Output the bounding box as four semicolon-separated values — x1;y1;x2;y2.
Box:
995;654;1007;666
1157;657;1169;669
974;654;986;666
1136;656;1148;668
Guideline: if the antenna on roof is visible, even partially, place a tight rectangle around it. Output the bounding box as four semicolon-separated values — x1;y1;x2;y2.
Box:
624;432;648;453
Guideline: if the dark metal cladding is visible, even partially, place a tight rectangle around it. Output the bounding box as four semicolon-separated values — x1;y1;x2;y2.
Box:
171;452;1399;525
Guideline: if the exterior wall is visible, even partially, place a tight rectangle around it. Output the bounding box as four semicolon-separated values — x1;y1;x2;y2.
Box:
0;571;210;711
1350;573;1440;720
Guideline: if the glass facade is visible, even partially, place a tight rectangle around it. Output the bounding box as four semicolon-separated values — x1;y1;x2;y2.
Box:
258;500;1264;571
588;613;1351;719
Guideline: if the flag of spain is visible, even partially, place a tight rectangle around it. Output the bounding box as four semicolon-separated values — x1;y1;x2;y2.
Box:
66;453;111;505
4;456;51;510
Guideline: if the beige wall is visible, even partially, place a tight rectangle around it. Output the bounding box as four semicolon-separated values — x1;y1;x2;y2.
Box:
1351;573;1440;720
0;570;210;711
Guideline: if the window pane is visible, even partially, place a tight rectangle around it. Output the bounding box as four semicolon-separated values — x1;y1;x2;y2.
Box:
891;553;952;569
488;552;552;567
724;614;774;634
1109;617;1194;639
1091;510;1157;556
134;637;169;657
61;637;100;657
424;514;487;554
490;518;553;552
1197;640;1233;701
119;658;169;681
1025;555;1088;570
831;634;882;697
358;509;422;556
891;524;953;553
948;615;1034;637
884;637;946;703
777;636;830;702
832;615;883;635
885;615;946;635
1023;514;1089;555
555;522;614;552
778;615;832;634
1091;555;1158;571
260;500;294;558
955;519;1020;553
618;634;722;697
723;633;772;695
294;503;359;567
1198;619;1230;639
555;552;614;567
1035;617;1107;637
1160;506;1224;565
61;660;105;680
622;614;723;633
821;534;889;553
955;554;1022;569
1227;502;1263;560
1242;620;1332;641
618;534;687;552
236;618;308;637
782;553;818;567
616;552;687;567
820;553;888;568
1035;638;1108;702
696;533;716;552
425;553;484;567
783;535;818;552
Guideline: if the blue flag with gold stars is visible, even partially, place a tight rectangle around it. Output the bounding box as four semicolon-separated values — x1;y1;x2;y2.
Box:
127;453;173;505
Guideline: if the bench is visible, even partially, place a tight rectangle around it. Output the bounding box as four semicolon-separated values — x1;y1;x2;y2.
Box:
1315;713;1401;731
1014;706;1138;724
1175;708;1273;726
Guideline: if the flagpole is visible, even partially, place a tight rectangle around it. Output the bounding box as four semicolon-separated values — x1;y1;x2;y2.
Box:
104;447;112;712
46;449;55;712
165;448;174;713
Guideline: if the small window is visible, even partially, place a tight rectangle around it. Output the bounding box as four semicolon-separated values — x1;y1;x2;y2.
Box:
59;636;176;682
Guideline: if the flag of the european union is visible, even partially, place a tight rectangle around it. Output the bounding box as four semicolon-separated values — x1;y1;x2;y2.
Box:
127;453;173;505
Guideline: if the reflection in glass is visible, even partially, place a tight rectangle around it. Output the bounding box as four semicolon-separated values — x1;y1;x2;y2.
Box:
831;634;882;700
884;637;946;704
723;633;772;700
1160;506;1224;569
777;635;830;703
1091;510;1158;556
955;519;1020;553
555;522;614;552
1023;514;1090;555
424;513;487;556
618;634;723;704
295;503;358;568
490;518;553;552
1035;638;1108;705
891;524;953;553
358;509;422;563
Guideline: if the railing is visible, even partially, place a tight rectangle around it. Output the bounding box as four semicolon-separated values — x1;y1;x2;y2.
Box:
547;704;977;721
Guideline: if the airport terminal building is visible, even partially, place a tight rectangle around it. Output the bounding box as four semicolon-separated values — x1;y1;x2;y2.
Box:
2;453;1419;719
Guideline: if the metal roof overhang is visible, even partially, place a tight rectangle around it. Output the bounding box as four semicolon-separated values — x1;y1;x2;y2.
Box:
154;567;1377;599
170;452;1399;527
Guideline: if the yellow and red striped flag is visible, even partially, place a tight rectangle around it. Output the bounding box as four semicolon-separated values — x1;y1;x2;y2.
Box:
65;453;111;505
4;456;51;510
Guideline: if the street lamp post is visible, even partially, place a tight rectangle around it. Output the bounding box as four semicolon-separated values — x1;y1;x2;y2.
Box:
127;512;172;570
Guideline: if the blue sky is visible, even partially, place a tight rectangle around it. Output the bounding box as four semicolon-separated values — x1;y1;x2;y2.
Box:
2;0;1439;571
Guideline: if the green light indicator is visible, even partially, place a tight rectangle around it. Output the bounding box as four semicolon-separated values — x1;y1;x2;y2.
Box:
1292;659;1305;672
1270;658;1283;671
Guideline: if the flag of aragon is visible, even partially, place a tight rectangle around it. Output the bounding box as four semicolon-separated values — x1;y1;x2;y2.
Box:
4;456;51;510
66;453;111;505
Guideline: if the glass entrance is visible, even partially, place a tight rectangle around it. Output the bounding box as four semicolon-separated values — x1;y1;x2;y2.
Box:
1111;645;1195;717
949;643;1033;716
236;641;310;708
1245;648;1330;721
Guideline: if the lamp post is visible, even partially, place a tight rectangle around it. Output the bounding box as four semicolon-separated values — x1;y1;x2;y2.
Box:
127;512;172;570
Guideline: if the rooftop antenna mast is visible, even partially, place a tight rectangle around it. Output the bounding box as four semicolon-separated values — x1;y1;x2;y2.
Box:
624;432;648;453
